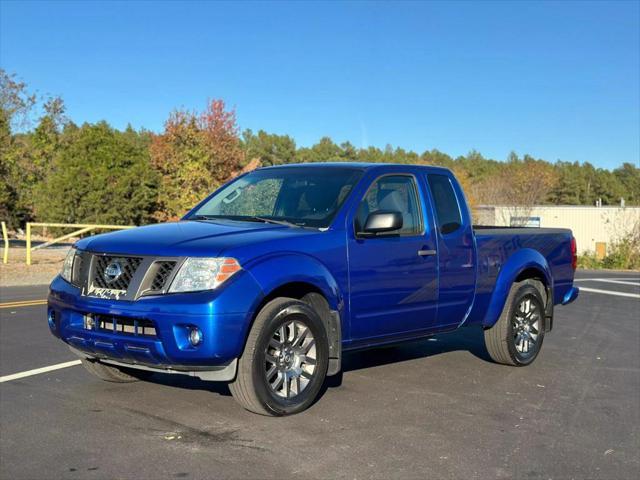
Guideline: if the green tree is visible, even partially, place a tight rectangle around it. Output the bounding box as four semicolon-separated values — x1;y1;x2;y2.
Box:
356;146;385;163
420;149;455;168
0;69;37;225
242;129;296;166
593;168;626;205
35;122;157;225
613;163;640;205
296;137;343;163
550;161;584;204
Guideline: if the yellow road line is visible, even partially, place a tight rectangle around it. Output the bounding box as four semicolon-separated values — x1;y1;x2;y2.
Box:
0;299;47;309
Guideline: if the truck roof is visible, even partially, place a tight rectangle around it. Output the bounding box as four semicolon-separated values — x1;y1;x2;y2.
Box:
257;162;453;174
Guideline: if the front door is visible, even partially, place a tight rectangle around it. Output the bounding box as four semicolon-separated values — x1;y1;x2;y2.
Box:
347;174;438;342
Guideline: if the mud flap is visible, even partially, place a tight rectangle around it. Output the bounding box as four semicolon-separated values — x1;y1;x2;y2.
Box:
327;310;342;376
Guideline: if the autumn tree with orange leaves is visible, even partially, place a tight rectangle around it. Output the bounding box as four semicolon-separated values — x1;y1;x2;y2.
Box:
150;100;245;221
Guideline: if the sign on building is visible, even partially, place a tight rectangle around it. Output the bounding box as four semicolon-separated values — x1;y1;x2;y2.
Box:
510;216;541;228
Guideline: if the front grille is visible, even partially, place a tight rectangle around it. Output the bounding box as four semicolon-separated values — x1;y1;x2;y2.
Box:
150;261;176;291
92;256;142;290
90;314;157;337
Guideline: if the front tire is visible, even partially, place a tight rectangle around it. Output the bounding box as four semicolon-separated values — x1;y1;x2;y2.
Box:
229;297;329;416
484;279;546;366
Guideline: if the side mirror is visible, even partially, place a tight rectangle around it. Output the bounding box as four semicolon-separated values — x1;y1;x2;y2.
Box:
359;211;403;236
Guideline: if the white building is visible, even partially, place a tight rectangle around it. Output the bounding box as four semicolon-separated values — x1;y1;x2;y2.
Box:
475;205;640;255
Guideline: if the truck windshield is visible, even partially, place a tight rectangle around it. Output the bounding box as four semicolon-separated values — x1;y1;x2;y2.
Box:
187;167;364;229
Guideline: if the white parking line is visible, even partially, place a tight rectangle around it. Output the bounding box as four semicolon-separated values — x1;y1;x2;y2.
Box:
575;278;640;286
0;360;82;383
579;287;640;299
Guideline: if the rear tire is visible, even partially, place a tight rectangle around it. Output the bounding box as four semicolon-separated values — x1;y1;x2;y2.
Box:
484;279;546;366
81;359;154;383
229;297;329;416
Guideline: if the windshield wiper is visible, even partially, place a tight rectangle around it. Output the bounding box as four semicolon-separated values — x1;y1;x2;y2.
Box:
246;216;305;228
189;214;305;228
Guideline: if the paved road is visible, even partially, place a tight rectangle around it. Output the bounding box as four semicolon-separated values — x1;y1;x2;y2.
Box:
1;271;638;479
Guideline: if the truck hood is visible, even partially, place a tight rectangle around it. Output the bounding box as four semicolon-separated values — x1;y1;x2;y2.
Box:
75;220;309;257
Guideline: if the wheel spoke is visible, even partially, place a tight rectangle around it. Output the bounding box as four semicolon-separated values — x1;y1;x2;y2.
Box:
269;337;282;350
293;327;309;348
271;372;284;391
265;353;278;364
301;370;313;380
302;356;316;366
303;338;316;354
265;364;277;380
283;374;290;398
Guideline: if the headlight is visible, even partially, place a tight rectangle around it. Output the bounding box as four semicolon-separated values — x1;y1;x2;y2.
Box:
168;258;241;293
61;248;76;283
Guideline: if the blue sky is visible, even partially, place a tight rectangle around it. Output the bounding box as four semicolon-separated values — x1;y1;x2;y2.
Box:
1;0;638;169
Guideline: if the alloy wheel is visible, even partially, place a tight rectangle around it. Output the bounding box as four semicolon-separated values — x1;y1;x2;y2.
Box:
512;295;542;359
264;319;317;398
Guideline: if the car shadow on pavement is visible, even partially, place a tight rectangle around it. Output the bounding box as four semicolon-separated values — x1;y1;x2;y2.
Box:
139;325;490;400
325;325;491;388
143;372;233;396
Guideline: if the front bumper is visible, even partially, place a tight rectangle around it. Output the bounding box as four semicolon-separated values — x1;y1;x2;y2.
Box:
69;347;237;381
48;272;263;378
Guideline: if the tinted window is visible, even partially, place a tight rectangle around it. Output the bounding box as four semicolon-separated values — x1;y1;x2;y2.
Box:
427;174;462;234
356;175;422;235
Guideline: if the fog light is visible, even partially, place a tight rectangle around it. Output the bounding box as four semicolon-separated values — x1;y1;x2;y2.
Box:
188;327;202;346
84;315;95;331
47;310;56;330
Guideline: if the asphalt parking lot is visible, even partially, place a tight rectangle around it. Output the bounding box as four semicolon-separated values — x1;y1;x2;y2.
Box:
1;270;638;479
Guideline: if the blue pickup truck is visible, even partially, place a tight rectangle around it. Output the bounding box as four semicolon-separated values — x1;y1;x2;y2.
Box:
48;163;579;415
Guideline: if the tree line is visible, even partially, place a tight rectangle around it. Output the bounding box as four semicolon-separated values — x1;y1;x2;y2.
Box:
1;69;638;229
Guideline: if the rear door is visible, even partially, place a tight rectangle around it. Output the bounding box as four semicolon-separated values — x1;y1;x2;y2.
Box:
347;173;439;342
424;173;476;328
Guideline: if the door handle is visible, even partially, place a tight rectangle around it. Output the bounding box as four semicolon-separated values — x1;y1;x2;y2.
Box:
418;249;436;257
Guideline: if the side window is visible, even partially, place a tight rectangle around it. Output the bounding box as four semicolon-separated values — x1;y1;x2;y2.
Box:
356;175;422;235
427;174;462;234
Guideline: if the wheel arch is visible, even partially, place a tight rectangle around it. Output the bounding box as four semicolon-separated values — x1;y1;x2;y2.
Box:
245;253;343;312
482;248;553;329
242;254;344;375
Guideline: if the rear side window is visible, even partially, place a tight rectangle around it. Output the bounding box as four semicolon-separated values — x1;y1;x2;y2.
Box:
427;174;462;234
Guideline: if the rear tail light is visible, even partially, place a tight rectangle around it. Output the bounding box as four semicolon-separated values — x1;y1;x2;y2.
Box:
570;236;577;270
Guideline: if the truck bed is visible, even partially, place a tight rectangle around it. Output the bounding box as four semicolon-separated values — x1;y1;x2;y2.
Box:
467;225;575;325
473;225;572;236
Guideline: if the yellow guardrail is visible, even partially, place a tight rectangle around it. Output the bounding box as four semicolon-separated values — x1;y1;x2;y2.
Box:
26;222;135;265
1;221;8;264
